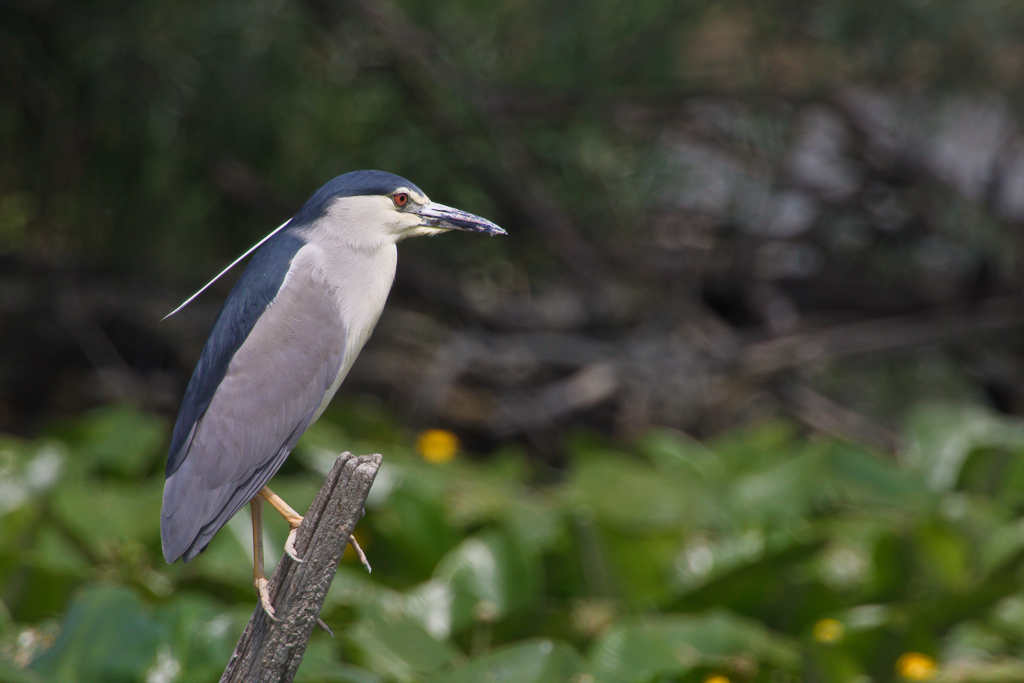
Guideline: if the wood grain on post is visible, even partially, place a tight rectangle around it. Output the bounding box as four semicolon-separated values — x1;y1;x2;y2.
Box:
220;452;382;683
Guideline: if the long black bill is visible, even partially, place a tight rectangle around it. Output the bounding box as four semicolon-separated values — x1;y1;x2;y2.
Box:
418;202;506;235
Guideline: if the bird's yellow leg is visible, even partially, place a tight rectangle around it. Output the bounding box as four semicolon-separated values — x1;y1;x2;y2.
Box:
250;496;278;619
258;485;372;572
258;486;305;563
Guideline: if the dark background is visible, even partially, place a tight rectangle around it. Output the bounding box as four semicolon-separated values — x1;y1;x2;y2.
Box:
3;1;1024;681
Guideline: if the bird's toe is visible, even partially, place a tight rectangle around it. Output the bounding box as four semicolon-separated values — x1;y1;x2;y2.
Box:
256;577;280;620
349;534;371;573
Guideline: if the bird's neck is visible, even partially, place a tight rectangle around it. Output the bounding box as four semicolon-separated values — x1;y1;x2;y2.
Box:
297;224;393;255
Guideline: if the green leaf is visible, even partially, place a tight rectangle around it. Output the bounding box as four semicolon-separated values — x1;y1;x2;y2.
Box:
443;455;562;551
914;523;971;592
568;453;701;531
0;438;66;518
348;601;460;681
49;477;163;561
156;593;249;683
427;639;585;683
54;405;167;479
980;520;1024;576
601;531;680;608
588;609;799;683
639;427;726;482
726;448;823;525
905;402;1024;493
826;442;929;509
0;659;48;683
295;637;383;683
30;584;164;682
323;566;383;611
432;529;542;632
707;420;801;473
368;463;462;578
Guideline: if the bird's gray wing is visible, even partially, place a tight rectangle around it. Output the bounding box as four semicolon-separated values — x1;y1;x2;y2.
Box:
166;231;307;479
161;244;346;563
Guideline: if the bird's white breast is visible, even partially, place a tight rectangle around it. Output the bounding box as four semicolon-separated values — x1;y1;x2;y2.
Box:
288;239;398;422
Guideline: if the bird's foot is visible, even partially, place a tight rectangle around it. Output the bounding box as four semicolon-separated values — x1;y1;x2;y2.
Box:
284;526;305;563
350;535;371;573
260;486;305;562
255;577;279;621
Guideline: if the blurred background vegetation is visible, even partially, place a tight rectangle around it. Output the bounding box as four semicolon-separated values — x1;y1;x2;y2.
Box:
3;0;1024;681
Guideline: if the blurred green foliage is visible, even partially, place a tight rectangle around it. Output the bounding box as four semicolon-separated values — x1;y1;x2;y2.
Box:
5;401;1024;681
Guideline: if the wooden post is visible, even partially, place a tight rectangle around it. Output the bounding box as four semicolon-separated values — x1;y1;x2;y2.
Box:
220;452;382;683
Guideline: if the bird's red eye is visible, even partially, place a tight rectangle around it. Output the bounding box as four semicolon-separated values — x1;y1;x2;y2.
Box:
393;193;409;207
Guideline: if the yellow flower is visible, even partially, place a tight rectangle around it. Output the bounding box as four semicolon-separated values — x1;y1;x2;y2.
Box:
812;618;845;644
416;429;460;464
896;652;937;681
704;676;731;683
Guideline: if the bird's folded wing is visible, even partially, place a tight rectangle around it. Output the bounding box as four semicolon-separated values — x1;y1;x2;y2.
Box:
161;245;346;563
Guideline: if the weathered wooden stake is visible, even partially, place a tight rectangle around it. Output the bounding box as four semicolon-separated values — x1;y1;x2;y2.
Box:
220;452;382;683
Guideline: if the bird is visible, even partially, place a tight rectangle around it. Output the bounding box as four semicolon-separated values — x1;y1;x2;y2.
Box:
161;170;505;617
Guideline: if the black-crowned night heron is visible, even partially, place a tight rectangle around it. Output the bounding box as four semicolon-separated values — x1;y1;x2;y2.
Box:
161;170;504;617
